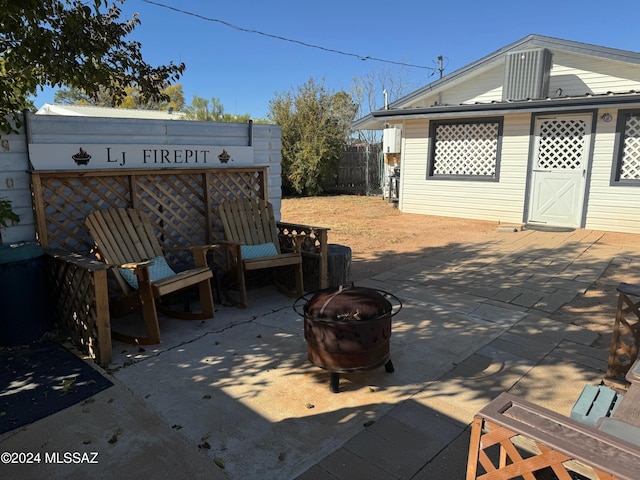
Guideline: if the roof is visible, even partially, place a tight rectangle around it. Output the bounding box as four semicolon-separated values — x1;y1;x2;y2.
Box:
366;90;640;122
353;34;640;130
36;103;186;120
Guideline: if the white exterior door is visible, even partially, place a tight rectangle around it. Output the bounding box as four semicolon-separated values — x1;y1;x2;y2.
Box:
527;114;591;227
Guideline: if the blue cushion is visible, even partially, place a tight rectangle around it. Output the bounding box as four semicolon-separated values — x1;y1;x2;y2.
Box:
119;255;176;289
241;242;278;259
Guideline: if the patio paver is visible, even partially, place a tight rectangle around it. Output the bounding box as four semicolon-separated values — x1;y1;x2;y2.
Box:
2;227;640;479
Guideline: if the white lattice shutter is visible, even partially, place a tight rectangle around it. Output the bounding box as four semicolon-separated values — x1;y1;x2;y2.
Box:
433;122;498;177
620;114;640;180
536;119;586;170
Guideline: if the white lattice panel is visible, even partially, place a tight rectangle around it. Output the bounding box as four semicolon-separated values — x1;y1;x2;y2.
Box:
621;114;640;180
536;119;586;170
433;122;498;176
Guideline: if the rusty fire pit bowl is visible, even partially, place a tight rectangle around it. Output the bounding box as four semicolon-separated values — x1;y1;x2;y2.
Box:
294;285;402;393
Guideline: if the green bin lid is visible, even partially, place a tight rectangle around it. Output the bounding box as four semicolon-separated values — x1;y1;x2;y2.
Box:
0;242;44;265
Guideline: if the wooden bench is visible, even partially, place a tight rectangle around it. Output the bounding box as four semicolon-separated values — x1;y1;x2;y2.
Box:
467;392;640;480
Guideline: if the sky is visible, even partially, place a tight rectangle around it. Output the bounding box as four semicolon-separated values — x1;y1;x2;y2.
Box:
32;0;640;120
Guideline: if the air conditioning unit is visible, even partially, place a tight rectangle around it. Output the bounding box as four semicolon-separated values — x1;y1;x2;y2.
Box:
502;48;552;101
383;127;401;154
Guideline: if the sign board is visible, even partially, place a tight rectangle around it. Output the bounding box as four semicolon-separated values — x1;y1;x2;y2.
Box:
28;144;254;170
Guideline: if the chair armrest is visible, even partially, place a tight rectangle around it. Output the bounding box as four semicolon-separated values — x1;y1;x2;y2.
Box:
119;260;154;271
217;240;243;261
164;244;219;253
118;260;155;291
163;245;219;268
190;244;219;251
188;244;219;267
217;240;241;245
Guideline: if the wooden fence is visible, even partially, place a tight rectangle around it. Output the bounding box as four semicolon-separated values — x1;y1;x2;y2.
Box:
323;144;382;195
32;167;267;263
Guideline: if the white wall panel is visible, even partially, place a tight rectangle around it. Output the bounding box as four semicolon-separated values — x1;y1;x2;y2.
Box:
0;115;282;242
400;115;532;224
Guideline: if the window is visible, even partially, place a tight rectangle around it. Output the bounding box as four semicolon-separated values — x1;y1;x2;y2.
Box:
613;110;640;184
427;119;503;181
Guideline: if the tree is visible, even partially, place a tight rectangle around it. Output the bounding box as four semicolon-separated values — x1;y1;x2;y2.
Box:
268;78;357;196
350;66;420;143
182;95;251;123
54;84;185;111
119;84;185;111
0;0;185;131
53;86;110;106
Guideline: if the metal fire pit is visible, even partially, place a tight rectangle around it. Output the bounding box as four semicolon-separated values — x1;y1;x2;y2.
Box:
294;285;402;393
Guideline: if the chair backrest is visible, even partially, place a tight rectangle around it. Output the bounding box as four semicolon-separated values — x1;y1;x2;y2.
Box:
86;208;166;295
218;197;281;253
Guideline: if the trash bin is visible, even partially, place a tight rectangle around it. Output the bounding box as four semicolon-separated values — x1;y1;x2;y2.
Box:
0;242;54;346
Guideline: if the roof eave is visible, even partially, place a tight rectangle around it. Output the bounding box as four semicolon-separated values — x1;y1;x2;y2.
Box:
364;94;640;124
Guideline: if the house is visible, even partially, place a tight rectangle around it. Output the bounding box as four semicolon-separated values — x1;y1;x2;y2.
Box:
353;34;640;234
36;103;186;120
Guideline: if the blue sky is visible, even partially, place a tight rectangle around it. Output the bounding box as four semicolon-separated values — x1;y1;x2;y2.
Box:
32;0;638;119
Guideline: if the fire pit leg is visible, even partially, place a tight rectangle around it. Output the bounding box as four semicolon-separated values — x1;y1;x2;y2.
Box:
384;359;394;373
330;372;340;393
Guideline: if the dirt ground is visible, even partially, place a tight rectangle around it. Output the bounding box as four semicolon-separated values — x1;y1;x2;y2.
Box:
281;194;640;347
281;195;498;281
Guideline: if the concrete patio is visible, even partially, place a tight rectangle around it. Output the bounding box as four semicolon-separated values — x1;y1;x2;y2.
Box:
2;227;640;479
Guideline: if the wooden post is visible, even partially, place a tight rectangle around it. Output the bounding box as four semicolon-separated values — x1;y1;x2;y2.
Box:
318;229;329;289
466;416;484;480
94;268;112;366
29;172;49;247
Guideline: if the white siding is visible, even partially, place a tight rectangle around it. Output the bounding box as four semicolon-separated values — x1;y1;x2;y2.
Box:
549;52;640;96
399;109;640;234
584;110;640;233
0;124;33;244
403;51;640;111
0;116;283;243
406;63;505;108
445;65;504;105
400;114;532;224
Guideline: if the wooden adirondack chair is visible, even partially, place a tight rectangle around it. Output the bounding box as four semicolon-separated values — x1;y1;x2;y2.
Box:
85;208;216;345
218;197;304;308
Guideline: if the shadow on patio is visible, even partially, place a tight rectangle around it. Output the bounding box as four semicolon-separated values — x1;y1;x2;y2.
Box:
3;228;638;479
105;230;631;478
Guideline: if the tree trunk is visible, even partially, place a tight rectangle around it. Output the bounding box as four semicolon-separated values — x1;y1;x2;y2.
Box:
326;244;351;288
303;243;352;291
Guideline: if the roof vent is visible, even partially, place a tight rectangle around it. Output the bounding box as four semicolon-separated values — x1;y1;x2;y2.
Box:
502;48;552;101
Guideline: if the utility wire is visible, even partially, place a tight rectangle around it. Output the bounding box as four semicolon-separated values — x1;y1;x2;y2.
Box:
141;0;435;72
